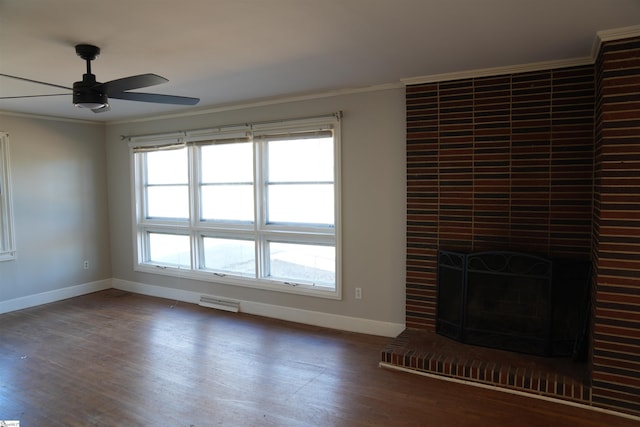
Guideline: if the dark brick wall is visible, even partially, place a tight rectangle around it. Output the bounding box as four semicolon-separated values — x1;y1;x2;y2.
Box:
592;36;640;416
406;66;594;331
406;36;640;417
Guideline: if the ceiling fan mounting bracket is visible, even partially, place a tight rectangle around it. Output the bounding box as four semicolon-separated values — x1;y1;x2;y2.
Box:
75;44;100;61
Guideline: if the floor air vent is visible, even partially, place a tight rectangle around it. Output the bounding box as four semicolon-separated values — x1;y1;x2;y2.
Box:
198;295;240;313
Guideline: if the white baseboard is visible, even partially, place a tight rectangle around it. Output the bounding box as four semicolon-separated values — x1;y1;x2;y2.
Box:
1;278;405;337
0;279;112;315
112;278;405;337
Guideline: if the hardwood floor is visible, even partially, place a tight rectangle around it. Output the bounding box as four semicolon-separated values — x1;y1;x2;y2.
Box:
0;290;637;427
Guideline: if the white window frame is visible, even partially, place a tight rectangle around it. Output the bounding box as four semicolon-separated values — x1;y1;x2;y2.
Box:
0;132;17;261
129;115;342;299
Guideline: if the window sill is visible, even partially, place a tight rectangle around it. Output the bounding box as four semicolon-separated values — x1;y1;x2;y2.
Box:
0;252;17;262
134;263;342;300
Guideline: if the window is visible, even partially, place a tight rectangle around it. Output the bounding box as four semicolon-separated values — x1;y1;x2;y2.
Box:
130;115;341;298
0;132;16;261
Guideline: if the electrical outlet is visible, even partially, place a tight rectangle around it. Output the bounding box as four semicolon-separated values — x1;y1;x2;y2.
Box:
355;287;362;299
83;260;89;270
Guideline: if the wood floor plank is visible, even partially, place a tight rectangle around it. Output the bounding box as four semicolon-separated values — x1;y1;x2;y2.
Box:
0;289;638;426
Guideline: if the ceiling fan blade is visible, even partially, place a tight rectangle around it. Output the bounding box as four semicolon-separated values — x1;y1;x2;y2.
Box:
99;74;168;94
109;91;200;105
0;93;70;100
0;73;73;91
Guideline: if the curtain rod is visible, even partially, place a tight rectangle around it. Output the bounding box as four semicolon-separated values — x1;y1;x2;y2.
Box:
120;111;342;141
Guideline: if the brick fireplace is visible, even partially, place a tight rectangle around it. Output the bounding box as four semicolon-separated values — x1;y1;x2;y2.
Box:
382;33;640;417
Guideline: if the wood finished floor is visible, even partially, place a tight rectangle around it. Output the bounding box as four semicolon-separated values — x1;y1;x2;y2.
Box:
0;289;637;427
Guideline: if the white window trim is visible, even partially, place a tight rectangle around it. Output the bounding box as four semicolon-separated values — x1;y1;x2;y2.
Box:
129;114;342;300
0;132;17;261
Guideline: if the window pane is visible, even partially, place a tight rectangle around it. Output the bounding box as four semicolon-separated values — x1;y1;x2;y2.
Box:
147;186;189;219
268;137;333;182
268;184;334;225
201;185;254;222
201;143;253;183
268;242;335;287
146;148;188;184
133;119;340;296
203;237;255;276
148;233;190;267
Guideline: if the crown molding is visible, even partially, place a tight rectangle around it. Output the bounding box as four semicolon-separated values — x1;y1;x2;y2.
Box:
102;25;640;124
0;109;102;125
591;24;640;63
109;82;403;125
401;57;593;86
596;24;640;43
403;25;640;87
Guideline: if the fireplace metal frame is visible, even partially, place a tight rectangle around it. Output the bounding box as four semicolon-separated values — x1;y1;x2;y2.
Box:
437;250;555;356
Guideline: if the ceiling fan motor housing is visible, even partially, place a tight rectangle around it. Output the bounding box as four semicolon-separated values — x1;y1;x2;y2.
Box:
73;74;107;108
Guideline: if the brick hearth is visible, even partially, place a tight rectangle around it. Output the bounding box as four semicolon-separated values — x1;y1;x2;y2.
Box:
381;329;590;403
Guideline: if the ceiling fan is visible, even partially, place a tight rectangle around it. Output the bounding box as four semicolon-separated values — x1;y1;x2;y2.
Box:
0;44;200;113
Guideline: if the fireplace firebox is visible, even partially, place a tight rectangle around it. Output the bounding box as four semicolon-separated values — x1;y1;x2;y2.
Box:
436;250;590;357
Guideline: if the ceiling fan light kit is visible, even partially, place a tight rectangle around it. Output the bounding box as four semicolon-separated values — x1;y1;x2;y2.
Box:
0;44;199;113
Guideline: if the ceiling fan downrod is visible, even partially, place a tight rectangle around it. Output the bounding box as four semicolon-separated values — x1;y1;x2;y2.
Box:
72;44;107;109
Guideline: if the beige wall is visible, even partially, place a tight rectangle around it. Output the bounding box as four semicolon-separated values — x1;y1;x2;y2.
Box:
0;114;111;302
105;87;407;328
0;86;406;332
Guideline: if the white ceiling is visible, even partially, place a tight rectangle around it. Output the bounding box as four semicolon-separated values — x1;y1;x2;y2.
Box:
1;0;639;122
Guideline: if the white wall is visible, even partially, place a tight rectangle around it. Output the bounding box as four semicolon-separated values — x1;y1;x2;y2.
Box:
105;87;407;331
0;114;111;306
